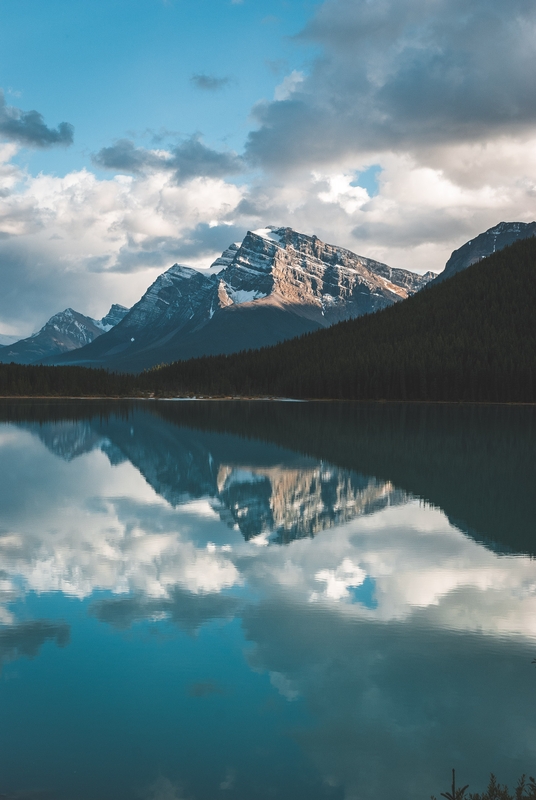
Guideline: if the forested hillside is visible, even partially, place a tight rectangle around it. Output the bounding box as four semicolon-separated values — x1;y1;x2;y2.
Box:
140;236;536;402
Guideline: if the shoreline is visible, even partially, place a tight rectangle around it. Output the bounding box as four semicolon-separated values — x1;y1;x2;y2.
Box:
0;395;536;407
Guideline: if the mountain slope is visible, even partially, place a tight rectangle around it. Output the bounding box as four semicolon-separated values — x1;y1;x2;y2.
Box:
46;227;434;372
0;305;129;365
0;334;19;347
140;236;536;403
436;221;536;282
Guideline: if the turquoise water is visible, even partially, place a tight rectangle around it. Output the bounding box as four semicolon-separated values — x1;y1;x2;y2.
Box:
0;400;535;800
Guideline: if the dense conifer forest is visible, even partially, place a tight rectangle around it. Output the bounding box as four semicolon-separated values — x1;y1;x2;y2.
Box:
141;237;536;402
1;236;535;402
0;363;134;397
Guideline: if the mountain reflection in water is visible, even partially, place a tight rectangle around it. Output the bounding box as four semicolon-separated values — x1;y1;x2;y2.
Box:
17;410;407;544
0;400;535;800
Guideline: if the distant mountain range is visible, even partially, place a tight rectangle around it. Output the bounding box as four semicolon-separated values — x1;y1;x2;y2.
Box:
45;227;435;372
1;220;534;372
0;304;129;366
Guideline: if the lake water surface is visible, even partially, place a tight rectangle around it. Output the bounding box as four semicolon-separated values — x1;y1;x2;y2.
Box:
0;400;535;800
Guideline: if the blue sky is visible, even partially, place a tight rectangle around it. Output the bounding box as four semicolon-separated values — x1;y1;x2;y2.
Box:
0;0;315;176
1;0;536;334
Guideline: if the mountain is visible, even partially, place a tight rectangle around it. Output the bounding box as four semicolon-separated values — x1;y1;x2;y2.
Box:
98;304;130;331
436;221;536;283
0;334;20;347
45;227;435;372
0;304;129;365
139;235;536;404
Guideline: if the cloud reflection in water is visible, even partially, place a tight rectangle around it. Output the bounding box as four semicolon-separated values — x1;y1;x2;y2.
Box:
0;401;536;800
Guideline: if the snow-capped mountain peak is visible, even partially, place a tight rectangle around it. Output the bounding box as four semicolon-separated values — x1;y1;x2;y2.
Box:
49;225;435;371
251;226;287;245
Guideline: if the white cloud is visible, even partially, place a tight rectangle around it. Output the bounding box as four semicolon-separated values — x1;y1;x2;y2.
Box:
0;147;244;334
313;558;366;601
274;70;305;102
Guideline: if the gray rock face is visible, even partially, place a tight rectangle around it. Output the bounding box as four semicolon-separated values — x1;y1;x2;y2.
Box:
436;221;536;283
97;304;129;331
49;227;434;372
221;227;432;323
0;304;129;365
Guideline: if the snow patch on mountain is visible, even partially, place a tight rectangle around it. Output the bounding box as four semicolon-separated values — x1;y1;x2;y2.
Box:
95;304;130;332
227;288;268;304
252;227;286;245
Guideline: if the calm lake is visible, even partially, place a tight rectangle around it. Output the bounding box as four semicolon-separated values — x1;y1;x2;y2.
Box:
0;400;535;800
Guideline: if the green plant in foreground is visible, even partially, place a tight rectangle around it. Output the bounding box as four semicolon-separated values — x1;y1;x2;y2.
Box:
433;771;536;800
440;769;469;800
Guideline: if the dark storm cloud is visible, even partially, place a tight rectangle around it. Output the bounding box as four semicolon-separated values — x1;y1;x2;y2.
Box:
191;73;231;92
245;0;536;170
0;620;70;672
93;135;243;182
0;89;73;148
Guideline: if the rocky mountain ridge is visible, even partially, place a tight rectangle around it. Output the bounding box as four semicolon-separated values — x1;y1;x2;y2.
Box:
0;304;129;365
8;220;530;372
436;221;536;283
47;226;435;372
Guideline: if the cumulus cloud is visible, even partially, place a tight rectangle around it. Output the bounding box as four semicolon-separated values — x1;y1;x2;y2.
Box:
191;73;231;91
273;70;304;102
3;0;536;335
0;89;73;148
0;145;245;333
245;0;536;170
93;138;163;174
93;135;244;182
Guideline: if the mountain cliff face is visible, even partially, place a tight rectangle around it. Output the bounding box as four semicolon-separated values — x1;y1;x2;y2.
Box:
436;221;536;282
48;227;435;372
0;305;129;365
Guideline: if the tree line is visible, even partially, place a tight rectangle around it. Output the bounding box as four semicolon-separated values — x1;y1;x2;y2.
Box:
1;236;535;403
